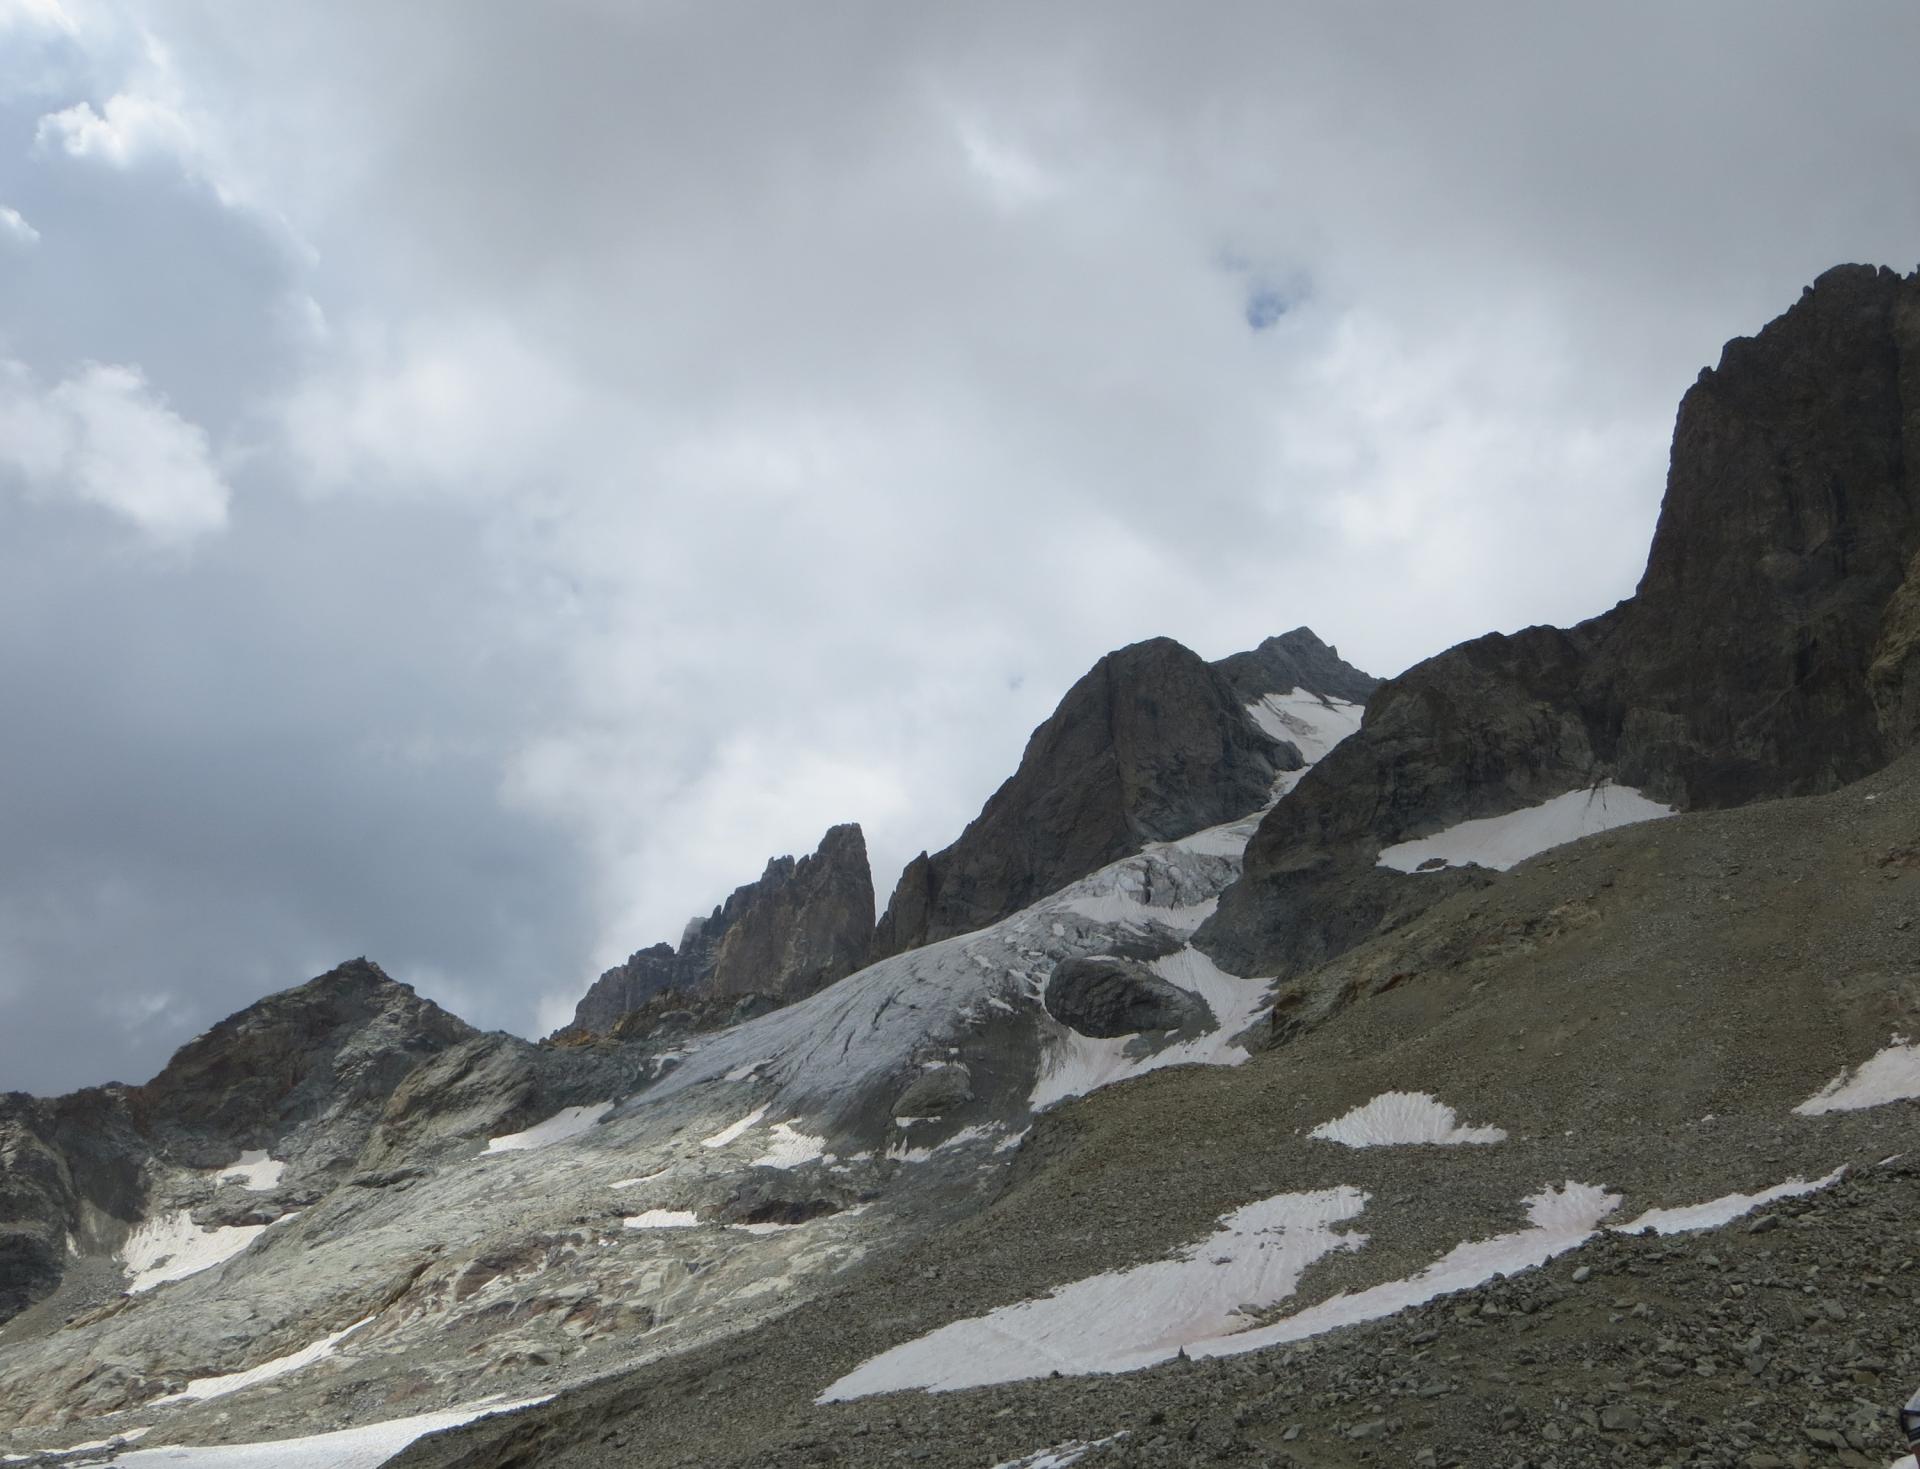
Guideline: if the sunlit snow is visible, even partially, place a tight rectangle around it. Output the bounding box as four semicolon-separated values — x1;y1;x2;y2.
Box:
94;1398;547;1469
991;1436;1127;1469
1309;1091;1506;1147
1793;1037;1920;1115
749;1121;828;1168
701;1104;771;1148
482;1101;613;1153
1245;690;1365;763
122;1211;271;1293
623;1209;700;1230
1377;783;1673;873
150;1318;372;1405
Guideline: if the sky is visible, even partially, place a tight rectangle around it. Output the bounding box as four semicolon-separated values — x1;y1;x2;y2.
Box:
1;1;1917;1095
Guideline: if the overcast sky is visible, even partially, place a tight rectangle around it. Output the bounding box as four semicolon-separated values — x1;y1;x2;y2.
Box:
2;1;1917;1095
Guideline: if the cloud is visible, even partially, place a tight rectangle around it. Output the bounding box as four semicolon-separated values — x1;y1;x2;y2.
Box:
36;90;196;168
0;359;231;544
0;203;38;246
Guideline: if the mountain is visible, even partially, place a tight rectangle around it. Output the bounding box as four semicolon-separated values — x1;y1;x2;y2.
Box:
5;267;1920;1469
1199;262;1920;980
870;633;1372;960
567;822;875;1036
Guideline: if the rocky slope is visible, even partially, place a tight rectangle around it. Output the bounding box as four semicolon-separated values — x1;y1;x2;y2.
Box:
1213;627;1382;707
1199;262;1920;979
568;823;875;1035
870;634;1367;960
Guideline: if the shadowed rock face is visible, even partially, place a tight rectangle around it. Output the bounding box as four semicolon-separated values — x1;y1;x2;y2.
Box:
871;638;1300;961
1043;956;1211;1038
1201;264;1920;979
1213;628;1382;707
568;824;875;1035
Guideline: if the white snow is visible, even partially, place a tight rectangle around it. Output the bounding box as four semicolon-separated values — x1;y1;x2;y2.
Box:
122;1211;270;1293
823;1181;1626;1399
886;1124;1000;1165
482;1101;613;1153
1308;1092;1506;1148
610;1166;672;1190
1028;947;1271;1112
96;1397;548;1469
819;1186;1369;1398
1616;1169;1845;1234
215;1151;285;1192
749;1121;829;1169
1186;1182;1621;1361
701;1104;770;1149
4;1429;150;1461
1793;1037;1920;1115
623;1209;701;1230
1245;690;1365;764
991;1437;1127;1469
1376;783;1674;874
150;1318;372;1404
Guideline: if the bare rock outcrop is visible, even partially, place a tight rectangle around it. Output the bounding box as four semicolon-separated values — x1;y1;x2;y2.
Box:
567;823;875;1035
871;637;1298;960
1212;626;1381;706
1200;263;1920;978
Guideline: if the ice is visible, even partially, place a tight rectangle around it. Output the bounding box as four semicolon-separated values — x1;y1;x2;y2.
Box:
122;1211;270;1293
1616;1169;1844;1234
1309;1091;1506;1148
93;1397;547;1468
482;1101;612;1153
749;1121;828;1169
1377;783;1673;874
1189;1182;1621;1361
150;1317;372;1404
1793;1038;1920;1115
215;1151;285;1192
1245;690;1365;763
623;1209;700;1230
1028;947;1271;1112
701;1104;771;1148
819;1187;1368;1398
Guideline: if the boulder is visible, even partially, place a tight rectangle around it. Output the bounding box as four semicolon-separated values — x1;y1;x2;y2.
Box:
1043;957;1211;1038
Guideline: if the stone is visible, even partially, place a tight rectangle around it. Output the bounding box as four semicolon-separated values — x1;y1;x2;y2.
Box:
1042;957;1211;1038
893;1064;974;1118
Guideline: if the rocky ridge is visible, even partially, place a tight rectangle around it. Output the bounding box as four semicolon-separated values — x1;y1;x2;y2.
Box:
1200;263;1920;980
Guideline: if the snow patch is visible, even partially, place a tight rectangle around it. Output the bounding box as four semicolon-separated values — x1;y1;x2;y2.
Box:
1187;1182;1621;1361
1616;1170;1845;1234
98;1398;547;1469
886;1124;1000;1165
749;1121;828;1169
623;1209;700;1230
122;1211;269;1293
1377;784;1673;874
215;1151;285;1192
150;1318;372;1405
1245;690;1364;764
992;1436;1127;1469
1793;1038;1920;1115
701;1104;770;1149
1028;947;1270;1112
820;1187;1369;1399
1309;1092;1506;1148
483;1101;612;1153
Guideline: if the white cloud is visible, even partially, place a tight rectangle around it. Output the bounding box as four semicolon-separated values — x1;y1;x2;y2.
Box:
0;205;40;248
0;360;231;544
36;90;197;168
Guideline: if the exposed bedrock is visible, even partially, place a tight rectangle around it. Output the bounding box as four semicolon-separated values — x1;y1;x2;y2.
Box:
872;637;1306;961
1201;263;1920;978
567;823;875;1035
1043;957;1213;1038
1212;626;1382;707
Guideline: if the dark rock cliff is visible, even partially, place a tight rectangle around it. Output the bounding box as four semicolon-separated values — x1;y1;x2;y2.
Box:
871;637;1298;960
1213;627;1382;706
568;823;875;1034
1199;263;1920;978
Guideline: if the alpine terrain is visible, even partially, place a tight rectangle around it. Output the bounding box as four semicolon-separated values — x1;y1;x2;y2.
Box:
4;263;1920;1469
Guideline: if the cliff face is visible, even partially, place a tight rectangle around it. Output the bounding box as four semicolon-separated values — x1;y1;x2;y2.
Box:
567;823;875;1035
1199;264;1920;978
1212;627;1382;707
871;637;1296;960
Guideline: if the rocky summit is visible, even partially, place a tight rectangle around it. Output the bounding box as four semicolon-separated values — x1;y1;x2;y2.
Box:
6;268;1920;1469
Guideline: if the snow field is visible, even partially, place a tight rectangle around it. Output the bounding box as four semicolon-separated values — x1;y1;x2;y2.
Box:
1244;690;1365;764
749;1121;829;1168
121;1211;273;1293
1376;783;1674;874
1308;1091;1506;1147
150;1317;373;1405
482;1101;613;1153
1793;1038;1920;1115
